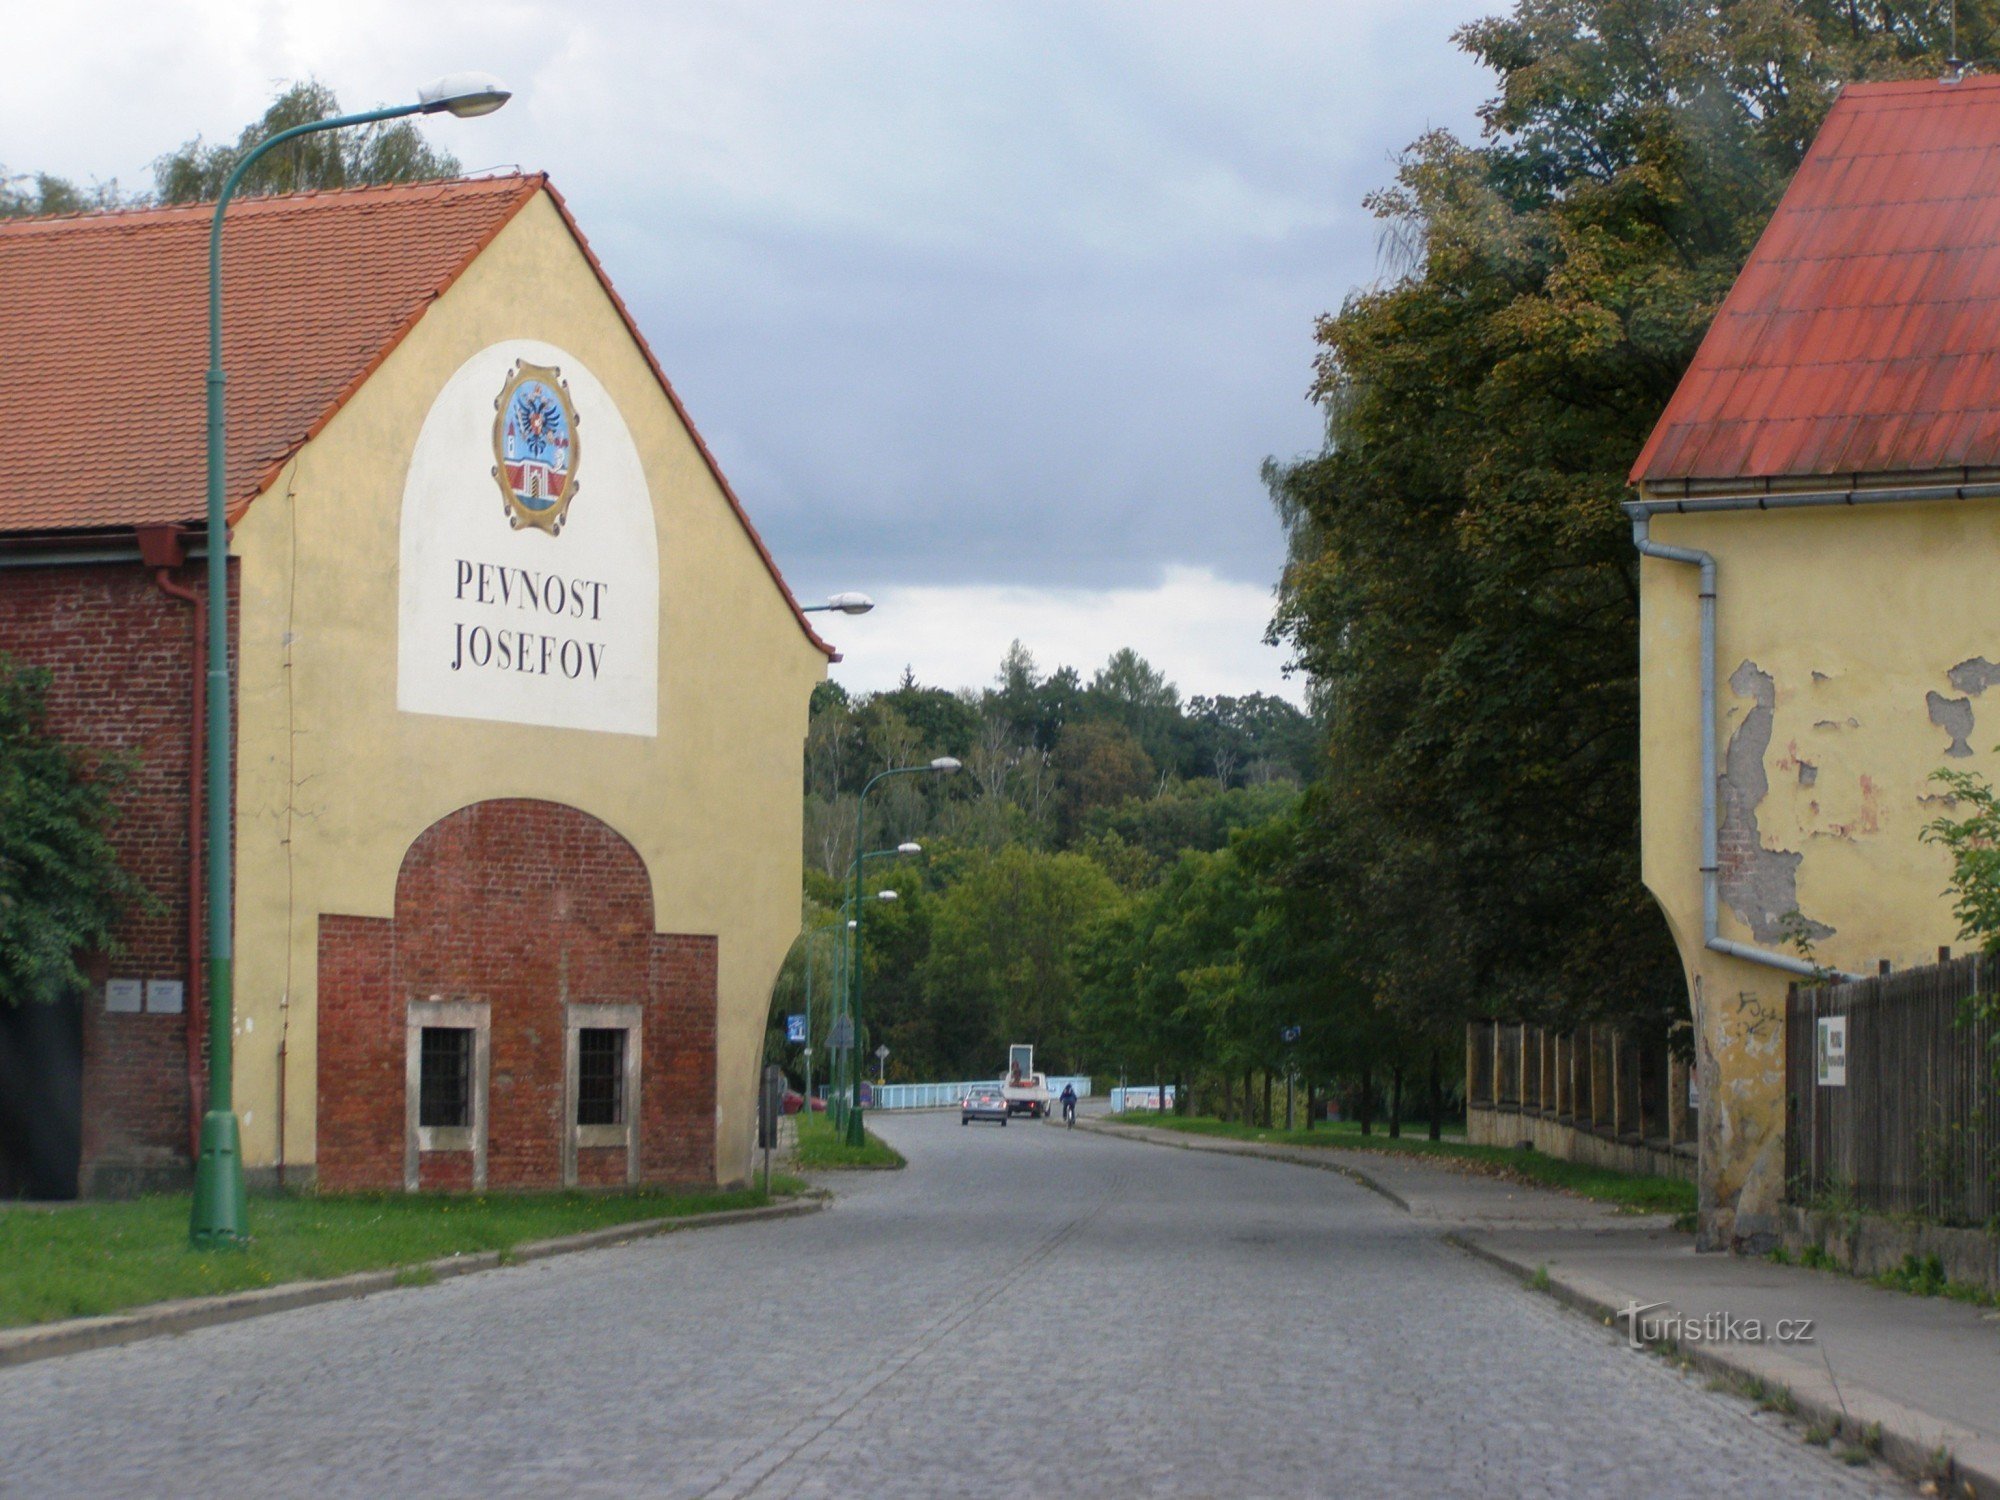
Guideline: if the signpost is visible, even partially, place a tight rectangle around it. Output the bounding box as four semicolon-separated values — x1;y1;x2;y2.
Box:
875;1044;891;1085
758;1064;786;1193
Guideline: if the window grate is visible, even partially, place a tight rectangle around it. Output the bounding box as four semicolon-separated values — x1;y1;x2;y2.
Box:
577;1028;626;1126
419;1027;473;1129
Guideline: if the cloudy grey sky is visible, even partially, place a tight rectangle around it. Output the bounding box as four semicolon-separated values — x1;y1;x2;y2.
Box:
11;0;1498;702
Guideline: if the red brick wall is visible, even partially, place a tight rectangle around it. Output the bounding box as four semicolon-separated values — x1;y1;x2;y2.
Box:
317;799;719;1192
314;914;396;1185
0;559;231;1192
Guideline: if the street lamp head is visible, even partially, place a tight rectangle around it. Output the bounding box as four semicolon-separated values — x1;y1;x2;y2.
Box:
897;842;922;856
827;592;874;615
876;890;899;901
419;71;513;117
930;756;962;773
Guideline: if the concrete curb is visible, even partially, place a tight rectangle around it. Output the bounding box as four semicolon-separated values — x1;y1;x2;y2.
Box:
1448;1230;2000;1500
0;1195;825;1372
1077;1119;1411;1210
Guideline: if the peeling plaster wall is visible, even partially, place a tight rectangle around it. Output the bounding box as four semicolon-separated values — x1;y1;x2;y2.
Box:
1639;500;1999;1250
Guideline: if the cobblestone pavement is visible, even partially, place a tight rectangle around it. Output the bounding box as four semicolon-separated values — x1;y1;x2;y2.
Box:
0;1113;1903;1498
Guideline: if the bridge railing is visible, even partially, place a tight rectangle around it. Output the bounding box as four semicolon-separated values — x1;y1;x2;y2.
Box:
869;1076;1093;1111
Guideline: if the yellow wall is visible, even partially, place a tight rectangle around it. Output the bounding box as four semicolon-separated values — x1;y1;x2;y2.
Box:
1639;498;2000;1245
230;191;826;1184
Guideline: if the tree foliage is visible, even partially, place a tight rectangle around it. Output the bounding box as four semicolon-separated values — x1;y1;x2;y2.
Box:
0;660;146;1005
1923;767;2000;953
1267;0;1976;1036
154;80;461;203
2;79;463;220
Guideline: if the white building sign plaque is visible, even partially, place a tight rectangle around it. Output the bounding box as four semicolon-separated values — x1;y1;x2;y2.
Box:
398;341;660;737
1816;1015;1847;1087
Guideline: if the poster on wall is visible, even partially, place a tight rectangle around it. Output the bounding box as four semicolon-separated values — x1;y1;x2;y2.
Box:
398;340;660;737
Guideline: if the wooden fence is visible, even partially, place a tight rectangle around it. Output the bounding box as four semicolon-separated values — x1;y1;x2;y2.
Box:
1786;953;2000;1225
1465;1020;1695;1152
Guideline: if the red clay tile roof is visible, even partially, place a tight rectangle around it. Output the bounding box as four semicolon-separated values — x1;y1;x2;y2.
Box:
1633;75;2000;488
0;174;833;657
0;175;536;532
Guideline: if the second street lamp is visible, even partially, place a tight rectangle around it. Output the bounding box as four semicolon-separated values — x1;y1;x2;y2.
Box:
190;73;511;1249
846;760;958;1145
826;842;919;1129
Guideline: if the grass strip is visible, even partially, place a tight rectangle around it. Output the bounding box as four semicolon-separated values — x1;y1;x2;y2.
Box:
1108;1112;1695;1215
0;1178;803;1330
793;1111;906;1169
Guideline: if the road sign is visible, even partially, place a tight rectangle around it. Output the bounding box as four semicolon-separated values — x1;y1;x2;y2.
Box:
1816;1016;1847;1087
786;1013;807;1044
827;1015;855;1049
1281;1025;1302;1044
757;1064;786;1149
874;1044;890;1060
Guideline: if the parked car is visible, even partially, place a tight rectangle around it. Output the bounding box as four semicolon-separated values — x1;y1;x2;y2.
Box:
961;1088;1009;1126
781;1089;805;1116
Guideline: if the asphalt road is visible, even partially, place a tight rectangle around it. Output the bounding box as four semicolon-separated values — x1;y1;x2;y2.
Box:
0;1112;1900;1498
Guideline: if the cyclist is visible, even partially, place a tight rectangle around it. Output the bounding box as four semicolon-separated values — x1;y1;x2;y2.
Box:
1060;1082;1078;1127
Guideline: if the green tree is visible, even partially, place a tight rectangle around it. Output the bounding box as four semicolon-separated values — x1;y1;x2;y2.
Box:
0;170;119;218
1923;766;2000;953
153;80;460;203
921;846;1121;1074
0;660;147;1005
1268;0;1972;1036
1051;719;1153;842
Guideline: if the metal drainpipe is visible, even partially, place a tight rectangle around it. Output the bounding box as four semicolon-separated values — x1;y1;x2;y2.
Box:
146;547;210;1160
1629;514;1854;982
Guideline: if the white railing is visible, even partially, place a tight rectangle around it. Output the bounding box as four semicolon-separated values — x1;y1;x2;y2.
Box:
1108;1084;1176;1113
870;1076;1093;1111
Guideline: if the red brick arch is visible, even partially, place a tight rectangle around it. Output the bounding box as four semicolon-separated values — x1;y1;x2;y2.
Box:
317;799;716;1191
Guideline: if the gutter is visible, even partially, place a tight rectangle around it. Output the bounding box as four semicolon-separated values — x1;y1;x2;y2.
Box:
1622;483;2000;983
138;527;210;1161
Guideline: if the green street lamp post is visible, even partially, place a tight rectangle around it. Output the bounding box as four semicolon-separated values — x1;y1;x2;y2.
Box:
827;889;889;1131
800;920;842;1113
190;72;511;1249
834;842;918;1124
847;765;957;1145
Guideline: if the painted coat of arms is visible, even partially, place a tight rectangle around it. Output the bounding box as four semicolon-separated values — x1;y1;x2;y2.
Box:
492;361;581;533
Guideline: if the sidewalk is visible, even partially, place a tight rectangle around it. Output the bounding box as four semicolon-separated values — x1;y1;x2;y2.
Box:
1094;1119;2000;1498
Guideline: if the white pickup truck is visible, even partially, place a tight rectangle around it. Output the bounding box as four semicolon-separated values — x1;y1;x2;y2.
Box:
1000;1044;1050;1118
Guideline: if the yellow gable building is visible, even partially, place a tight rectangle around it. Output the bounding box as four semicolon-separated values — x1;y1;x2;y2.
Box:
0;176;830;1195
1632;79;2000;1248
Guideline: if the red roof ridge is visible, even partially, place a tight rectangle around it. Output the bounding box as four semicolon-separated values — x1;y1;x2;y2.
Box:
0;171;543;235
1836;72;2000;99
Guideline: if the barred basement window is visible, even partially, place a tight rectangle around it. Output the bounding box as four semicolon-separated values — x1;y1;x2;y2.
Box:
419;1027;474;1129
577;1028;626;1126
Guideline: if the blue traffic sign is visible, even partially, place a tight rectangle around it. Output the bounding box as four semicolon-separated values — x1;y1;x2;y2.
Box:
786;1013;807;1044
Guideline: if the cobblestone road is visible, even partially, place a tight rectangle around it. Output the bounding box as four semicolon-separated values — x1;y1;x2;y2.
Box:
0;1113;1901;1497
